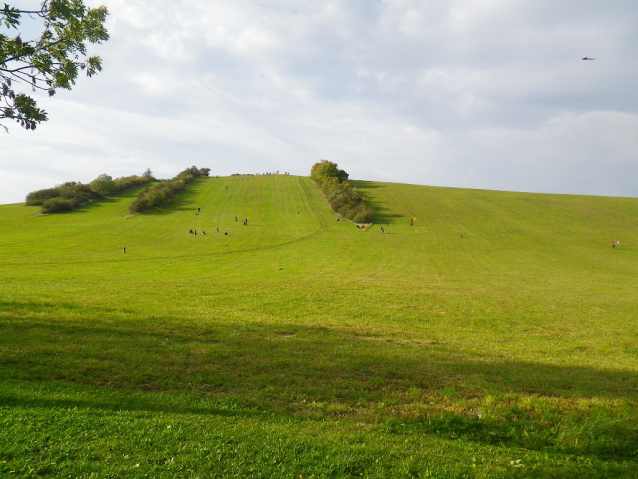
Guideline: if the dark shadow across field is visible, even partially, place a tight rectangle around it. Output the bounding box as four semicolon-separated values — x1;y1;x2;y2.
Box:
1;314;636;402
2;309;637;458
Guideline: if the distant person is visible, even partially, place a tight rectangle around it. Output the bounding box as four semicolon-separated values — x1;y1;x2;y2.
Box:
225;185;228;189
336;217;340;221
194;229;197;235
216;227;219;232
460;233;463;238
197;207;201;213
410;218;413;226
611;241;615;249
235;216;238;222
189;229;193;234
380;226;384;234
617;240;620;246
224;232;229;236
123;246;126;254
202;231;205;235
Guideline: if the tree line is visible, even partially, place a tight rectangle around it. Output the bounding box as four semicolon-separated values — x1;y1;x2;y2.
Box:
310;160;373;223
26;169;155;214
128;166;210;214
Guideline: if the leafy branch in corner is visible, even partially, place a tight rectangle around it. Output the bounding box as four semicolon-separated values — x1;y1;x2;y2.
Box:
1;0;109;131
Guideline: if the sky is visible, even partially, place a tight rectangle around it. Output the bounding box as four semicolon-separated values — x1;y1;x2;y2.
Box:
2;0;638;205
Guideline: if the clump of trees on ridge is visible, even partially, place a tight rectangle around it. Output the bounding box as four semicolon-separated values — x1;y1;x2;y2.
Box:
26;169;155;214
310;160;373;223
129;166;210;214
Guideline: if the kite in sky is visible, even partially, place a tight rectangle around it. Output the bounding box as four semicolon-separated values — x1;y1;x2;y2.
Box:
582;57;596;60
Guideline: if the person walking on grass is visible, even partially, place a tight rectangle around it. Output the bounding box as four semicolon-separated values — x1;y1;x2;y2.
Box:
611;241;615;249
123;246;126;254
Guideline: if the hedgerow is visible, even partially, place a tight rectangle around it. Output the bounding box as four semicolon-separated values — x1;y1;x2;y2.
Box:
128;166;210;214
310;160;373;223
26;172;154;214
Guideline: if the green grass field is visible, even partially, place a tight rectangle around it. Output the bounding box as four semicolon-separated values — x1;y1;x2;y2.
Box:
1;174;637;478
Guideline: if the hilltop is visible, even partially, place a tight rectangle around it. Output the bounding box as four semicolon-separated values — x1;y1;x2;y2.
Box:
1;174;637;477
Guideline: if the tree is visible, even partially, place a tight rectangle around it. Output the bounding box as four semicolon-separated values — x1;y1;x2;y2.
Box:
310;160;349;183
90;173;115;196
1;0;109;131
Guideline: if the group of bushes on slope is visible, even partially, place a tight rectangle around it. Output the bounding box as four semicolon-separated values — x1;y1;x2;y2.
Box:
26;170;155;214
310;160;373;224
129;166;210;214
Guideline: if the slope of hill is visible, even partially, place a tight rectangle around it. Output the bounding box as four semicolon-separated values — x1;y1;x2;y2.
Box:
1;174;637;477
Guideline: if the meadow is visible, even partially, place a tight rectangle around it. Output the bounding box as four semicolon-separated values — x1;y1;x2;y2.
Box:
0;174;637;477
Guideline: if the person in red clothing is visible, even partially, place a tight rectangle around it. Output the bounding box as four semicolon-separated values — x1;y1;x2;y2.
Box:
611;241;615;249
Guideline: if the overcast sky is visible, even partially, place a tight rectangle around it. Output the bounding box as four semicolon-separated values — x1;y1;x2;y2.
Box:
2;0;638;204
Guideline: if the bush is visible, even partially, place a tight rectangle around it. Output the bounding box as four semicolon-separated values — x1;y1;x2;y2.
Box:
41;197;75;214
26;187;62;205
26;171;155;214
113;175;150;192
128;166;208;214
63;184;102;203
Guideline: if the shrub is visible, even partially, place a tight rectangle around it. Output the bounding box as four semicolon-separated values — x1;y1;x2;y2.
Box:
41;197;75;214
26;187;62;205
128;166;208;214
26;171;154;214
113;175;149;192
62;184;102;203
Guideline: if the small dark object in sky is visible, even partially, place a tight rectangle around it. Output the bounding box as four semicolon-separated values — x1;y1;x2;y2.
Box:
582;57;596;60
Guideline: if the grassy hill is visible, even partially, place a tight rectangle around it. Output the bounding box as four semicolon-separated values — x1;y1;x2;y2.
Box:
1;174;637;477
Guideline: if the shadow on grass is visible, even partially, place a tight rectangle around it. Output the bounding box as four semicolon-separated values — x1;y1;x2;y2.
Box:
0;389;266;419
349;181;405;225
349;180;387;190
1;308;637;458
68;197;118;214
1;312;636;403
